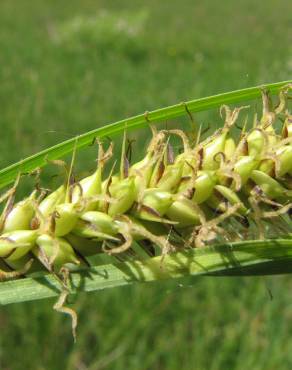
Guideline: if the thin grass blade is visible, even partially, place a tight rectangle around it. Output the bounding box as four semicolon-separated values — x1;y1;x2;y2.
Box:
1;238;292;305
0;80;290;189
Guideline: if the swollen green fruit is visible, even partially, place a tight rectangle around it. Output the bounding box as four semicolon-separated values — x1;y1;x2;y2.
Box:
193;171;218;204
0;230;38;261
276;146;292;177
108;177;138;216
214;185;248;215
224;137;236;161
38;185;66;218
250;170;292;200
258;159;274;176
247;129;265;158
166;196;200;227
130;153;152;179
3;196;35;233
80;211;118;235
54;203;79;237
133;189;174;222
202;131;227;170
282;114;292;138
233;156;259;186
156;162;183;192
34;234;80;271
73;211;119;240
176;171;217;204
71;168;102;210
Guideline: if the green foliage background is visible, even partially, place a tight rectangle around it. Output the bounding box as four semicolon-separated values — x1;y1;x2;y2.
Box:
0;0;291;369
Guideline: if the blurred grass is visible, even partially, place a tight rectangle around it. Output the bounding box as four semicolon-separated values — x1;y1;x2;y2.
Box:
0;0;291;369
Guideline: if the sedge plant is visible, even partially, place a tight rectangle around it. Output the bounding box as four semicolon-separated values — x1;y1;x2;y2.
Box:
0;81;292;339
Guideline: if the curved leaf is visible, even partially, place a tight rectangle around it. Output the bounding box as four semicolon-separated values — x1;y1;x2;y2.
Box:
1;238;292;305
0;80;290;190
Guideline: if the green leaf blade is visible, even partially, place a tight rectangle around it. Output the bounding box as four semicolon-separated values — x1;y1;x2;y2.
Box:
0;80;290;190
1;238;292;305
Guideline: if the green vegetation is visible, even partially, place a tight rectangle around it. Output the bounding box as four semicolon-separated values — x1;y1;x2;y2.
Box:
0;0;291;369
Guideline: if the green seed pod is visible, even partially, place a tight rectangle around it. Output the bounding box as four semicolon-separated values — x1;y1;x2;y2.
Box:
34;234;80;271
141;189;174;216
130;137;165;190
80;211;119;235
202;131;227;170
130;130;166;187
233;156;259;186
73;220;120;241
177;170;217;204
54;203;79;237
3;194;36;233
282;114;292;138
224;137;236;161
73;211;119;240
148;138;185;190
132;188;174;222
71;168;102;210
130;154;154;186
193;171;218;204
214;185;248;215
148;155;165;188
258;159;274;176
166;196;201;227
0;230;38;261
176;176;192;195
265;125;278;146
108;177;138;216
156;162;183;192
246;129;265;158
38;185;66;218
174;150;197;177
276;146;292;177
250;170;292;200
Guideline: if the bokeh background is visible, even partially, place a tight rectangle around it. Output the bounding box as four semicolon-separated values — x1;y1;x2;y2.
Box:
0;0;291;369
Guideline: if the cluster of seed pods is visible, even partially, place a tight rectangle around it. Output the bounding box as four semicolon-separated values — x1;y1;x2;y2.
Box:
0;86;291;283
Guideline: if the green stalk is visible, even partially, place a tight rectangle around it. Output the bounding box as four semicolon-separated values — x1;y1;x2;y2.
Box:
0;80;290;190
1;238;292;305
